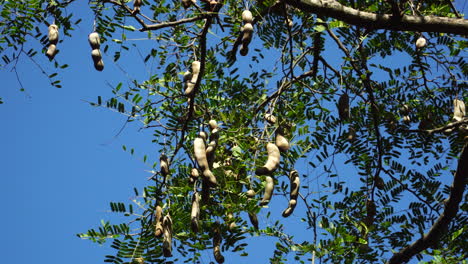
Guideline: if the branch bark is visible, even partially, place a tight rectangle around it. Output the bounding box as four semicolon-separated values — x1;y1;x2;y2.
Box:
285;0;468;35
386;144;468;264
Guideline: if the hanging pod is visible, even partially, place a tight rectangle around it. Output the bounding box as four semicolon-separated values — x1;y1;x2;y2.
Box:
191;192;200;233
46;24;59;59
415;37;426;49
185;61;200;96
282;170;300;217
154;205;163;237
88;31;104;71
338;93;350;121
275;130;290;152
162;214;173;257
255;143;280;176
160;154;170;177
453;99;466;122
213;223;225;263
248;212;259;229
259;176;274;206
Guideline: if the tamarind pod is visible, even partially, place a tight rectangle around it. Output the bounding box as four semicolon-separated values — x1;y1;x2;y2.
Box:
160;154;170;177
375;176;384;190
289;170;300;200
133;0;142;13
255;143;280;176
239;45;249;56
213;225;224;263
364;199;376;226
190;168;199;179
415;37;426;49
246;189;256;198
181;0;191;9
338;93;350;121
260;176;274;206
46;44;57;60
191;61;201;75
154;205;163;237
242;10;253;23
400;104;410;115
282;199;297;217
94;59;104;71
453;99;465;122
162;214;173;257
264;113;277;124
248;212;259;229
201;178;210;204
275;133;290;152
194;135;209;171
91;49;102;63
403;115;411;124
227;213;237;231
133;257;145;264
48;24;59;45
241;23;253;45
209;120;218;130
206;128;219;167
88;32;101;49
348;127;356;141
202;169;218;186
191;192;200;233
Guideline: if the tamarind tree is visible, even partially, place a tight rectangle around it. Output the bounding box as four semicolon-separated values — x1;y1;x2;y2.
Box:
1;0;467;263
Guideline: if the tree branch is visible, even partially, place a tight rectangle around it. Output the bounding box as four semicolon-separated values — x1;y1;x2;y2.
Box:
386;144;468;264
285;0;468;35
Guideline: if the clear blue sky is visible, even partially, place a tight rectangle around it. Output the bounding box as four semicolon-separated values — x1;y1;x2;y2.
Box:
1;1;464;264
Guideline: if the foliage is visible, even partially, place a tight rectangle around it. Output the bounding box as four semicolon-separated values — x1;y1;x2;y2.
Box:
1;0;467;263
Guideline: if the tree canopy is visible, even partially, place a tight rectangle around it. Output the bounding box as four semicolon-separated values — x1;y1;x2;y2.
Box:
1;0;467;263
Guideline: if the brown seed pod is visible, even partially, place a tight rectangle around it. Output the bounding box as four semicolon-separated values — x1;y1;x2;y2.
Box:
400;104;410;116
191;60;201;75
338;93;350;121
248;212;259;229
264;113;277;124
46;44;58;60
202;169;218;186
227;213;237;231
246;189;256;198
282;199;297;217
94;59;104;71
162;214;173;257
415;37;426;49
160;154;170;177
154;205;163;237
403;115;411;124
259;176;274;206
239;45;249;56
206;128;219;163
375;176;384;190
194;133;209;171
364;199;376;227
275;132;290;152
133;257;145;264
133;0;142;13
209;119;218;130
181;0;192;9
242;23;253;45
48;24;59;45
242;10;253;23
213;224;225;263
91;49;102;63
289;170;300;200
190;168;200;180
453;99;466;122
348;127;356;141
255;143;280;175
88;32;101;49
191;192;200;233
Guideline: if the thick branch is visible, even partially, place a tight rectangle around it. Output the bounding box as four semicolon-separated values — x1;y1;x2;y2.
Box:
386;144;468;264
286;0;467;35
